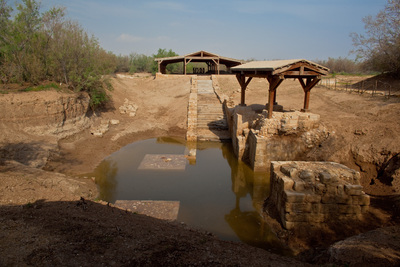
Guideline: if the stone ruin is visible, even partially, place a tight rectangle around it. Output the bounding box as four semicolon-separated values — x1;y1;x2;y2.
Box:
266;161;370;230
225;105;329;171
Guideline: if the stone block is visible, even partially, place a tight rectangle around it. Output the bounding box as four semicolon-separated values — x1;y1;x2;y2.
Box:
312;203;321;213
326;185;338;194
293;180;305;191
315;183;327;194
361;205;369;213
305;194;322;203
282;220;295;230
337;184;345;195
284;202;312;213
283;190;306;203
322;193;337;204
344;184;363;196
308;114;320;121
285;212;324;223
352;194;370;206
299;170;315;183
281;177;295;190
339;205;361;214
280;165;297;177
335;195;353;205
319;171;338;184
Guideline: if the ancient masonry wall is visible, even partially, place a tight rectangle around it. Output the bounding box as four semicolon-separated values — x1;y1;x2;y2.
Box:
267;161;370;229
224;105;328;171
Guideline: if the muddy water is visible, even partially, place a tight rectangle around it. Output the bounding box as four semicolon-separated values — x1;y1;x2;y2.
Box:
93;137;289;254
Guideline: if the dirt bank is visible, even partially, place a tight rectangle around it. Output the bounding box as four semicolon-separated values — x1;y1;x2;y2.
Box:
1;73;400;265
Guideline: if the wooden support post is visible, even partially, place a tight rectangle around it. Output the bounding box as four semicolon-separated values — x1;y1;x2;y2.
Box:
236;73;253;106
184;58;193;75
303;89;311;110
298;76;321;112
268;89;275;119
266;75;284;118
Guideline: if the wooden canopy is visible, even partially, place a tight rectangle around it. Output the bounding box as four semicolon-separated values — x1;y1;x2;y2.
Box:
155;51;242;75
231;59;329;118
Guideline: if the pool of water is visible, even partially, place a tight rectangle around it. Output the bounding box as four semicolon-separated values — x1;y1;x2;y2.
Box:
92;137;289;254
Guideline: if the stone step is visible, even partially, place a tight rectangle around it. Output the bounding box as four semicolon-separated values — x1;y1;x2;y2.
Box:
197;106;223;109
197;129;231;142
197;113;225;117
197;125;229;131
198;108;224;111
197;121;228;126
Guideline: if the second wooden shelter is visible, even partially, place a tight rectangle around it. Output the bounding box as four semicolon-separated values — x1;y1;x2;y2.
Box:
231;59;329;119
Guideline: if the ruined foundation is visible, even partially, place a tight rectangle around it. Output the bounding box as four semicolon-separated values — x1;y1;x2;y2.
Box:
266;161;370;229
225;105;329;171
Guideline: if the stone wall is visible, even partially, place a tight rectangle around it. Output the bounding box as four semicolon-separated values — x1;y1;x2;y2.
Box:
266;161;370;229
225;105;329;171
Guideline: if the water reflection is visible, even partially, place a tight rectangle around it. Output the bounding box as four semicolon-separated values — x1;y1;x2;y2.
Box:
91;137;287;253
94;160;118;203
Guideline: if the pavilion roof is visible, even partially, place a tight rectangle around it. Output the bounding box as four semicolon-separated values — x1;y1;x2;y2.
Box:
231;59;329;76
154;50;243;67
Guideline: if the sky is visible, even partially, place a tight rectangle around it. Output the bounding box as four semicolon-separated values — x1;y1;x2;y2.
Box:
39;0;387;61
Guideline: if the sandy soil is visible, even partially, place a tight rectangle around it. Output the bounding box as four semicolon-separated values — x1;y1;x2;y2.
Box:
1;73;400;266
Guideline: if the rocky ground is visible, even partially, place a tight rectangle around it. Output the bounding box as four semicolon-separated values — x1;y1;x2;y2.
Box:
1;73;400;266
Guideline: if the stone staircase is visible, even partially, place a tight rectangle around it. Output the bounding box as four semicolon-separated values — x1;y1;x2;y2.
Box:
196;79;231;142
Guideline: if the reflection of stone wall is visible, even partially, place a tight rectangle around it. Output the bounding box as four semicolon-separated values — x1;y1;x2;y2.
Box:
225;105;329;171
266;161;370;229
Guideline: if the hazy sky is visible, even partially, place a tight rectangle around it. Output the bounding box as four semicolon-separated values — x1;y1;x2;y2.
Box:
40;0;386;60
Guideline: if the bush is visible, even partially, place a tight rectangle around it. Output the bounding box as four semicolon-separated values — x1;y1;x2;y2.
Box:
316;57;363;75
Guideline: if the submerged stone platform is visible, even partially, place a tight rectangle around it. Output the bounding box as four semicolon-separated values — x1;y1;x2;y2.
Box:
138;154;187;170
266;161;370;229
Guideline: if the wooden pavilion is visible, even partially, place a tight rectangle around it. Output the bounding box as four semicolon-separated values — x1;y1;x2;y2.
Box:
230;59;329;118
155;51;242;75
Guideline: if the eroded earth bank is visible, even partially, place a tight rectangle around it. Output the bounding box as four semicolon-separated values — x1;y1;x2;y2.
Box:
1;74;400;266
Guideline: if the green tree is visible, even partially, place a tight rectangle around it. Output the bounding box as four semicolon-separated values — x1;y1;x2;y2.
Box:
115;54;130;73
129;53;152;73
152;48;181;74
351;0;400;76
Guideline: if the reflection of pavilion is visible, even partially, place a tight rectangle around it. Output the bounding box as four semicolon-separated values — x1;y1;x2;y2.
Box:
219;144;275;245
221;144;287;251
221;144;270;212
